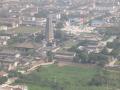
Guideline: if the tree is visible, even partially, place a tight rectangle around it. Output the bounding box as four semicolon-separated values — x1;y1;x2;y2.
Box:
107;42;114;48
101;47;109;55
27;49;35;56
61;14;68;21
88;53;98;63
34;10;49;18
73;54;80;63
47;51;54;62
0;77;8;85
55;22;64;29
73;49;89;63
107;37;120;49
54;30;68;41
8;71;22;78
88;53;109;66
35;34;44;42
110;49;120;58
68;46;77;52
97;54;109;67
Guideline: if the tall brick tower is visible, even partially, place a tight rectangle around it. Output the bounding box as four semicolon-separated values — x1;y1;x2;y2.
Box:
45;15;54;46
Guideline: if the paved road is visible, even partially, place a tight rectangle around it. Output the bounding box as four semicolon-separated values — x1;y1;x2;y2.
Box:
26;60;55;74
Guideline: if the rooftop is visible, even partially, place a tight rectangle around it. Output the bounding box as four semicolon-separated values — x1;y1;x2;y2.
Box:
14;41;39;49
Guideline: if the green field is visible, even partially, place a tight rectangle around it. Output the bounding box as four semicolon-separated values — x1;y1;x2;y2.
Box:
16;65;114;90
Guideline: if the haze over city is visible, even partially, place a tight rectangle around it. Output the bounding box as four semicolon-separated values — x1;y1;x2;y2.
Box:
0;0;120;90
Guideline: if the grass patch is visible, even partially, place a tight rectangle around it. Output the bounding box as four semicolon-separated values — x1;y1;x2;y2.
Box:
28;84;51;90
16;65;112;90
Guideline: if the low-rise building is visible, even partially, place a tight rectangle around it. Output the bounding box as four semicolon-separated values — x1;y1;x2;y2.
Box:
0;50;20;71
0;18;19;30
54;51;75;62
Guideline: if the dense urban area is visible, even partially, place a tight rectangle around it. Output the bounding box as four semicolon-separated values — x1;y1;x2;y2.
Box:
0;0;120;90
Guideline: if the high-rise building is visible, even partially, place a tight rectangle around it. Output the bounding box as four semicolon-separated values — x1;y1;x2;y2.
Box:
45;15;54;46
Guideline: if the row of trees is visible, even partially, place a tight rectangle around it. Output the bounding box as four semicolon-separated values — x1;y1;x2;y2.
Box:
73;48;109;66
70;37;120;66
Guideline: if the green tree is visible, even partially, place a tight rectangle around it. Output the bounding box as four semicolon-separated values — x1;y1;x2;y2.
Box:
88;53;109;66
88;53;98;63
54;30;68;41
55;22;64;29
8;71;22;78
27;49;35;56
101;47;109;55
68;45;77;52
73;49;89;63
110;49;120;58
0;77;8;85
47;51;54;62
